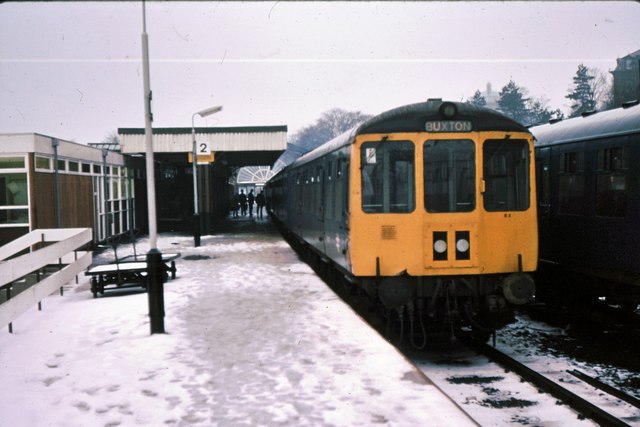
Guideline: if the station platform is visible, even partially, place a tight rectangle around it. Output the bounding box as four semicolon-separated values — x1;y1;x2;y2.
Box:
0;217;475;426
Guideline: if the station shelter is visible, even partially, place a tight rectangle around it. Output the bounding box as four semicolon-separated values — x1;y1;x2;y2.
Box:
118;126;287;234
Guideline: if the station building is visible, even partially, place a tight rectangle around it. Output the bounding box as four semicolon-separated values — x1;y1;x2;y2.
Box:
0;126;286;247
612;48;640;107
0;133;145;247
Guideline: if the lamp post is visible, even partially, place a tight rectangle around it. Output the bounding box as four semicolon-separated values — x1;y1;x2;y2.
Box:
191;105;222;247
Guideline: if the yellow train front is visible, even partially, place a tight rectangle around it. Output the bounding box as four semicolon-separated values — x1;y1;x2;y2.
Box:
267;99;537;341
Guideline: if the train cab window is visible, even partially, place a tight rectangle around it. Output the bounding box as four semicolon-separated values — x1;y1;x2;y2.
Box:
361;141;415;213
483;139;530;212
424;139;475;213
596;146;628;217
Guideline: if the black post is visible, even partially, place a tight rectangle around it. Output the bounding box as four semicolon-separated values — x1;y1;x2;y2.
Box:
193;213;201;247
146;249;165;334
52;138;61;228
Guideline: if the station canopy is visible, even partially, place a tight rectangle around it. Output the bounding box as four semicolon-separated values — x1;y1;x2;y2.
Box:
118;126;287;168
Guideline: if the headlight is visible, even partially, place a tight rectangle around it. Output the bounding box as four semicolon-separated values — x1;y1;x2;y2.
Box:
456;238;470;253
434;240;447;254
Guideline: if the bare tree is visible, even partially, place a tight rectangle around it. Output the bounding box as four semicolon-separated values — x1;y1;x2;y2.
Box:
593;68;614;111
101;131;120;146
273;108;372;170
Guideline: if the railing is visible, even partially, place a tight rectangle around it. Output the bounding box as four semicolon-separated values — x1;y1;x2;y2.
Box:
0;228;92;332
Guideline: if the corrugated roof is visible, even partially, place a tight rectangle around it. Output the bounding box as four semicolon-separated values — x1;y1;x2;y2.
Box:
118;126;287;135
118;126;287;154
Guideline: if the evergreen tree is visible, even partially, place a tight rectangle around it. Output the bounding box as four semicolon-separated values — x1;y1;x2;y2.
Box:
467;90;487;107
528;98;564;126
497;80;530;124
566;64;596;117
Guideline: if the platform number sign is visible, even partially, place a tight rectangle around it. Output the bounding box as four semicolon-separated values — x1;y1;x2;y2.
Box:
198;140;212;155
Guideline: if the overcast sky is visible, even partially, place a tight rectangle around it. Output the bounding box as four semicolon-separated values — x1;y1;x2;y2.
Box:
1;1;639;144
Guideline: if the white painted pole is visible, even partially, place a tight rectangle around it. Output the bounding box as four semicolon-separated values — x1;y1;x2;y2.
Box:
142;1;157;251
192;114;199;246
191;106;222;247
142;0;164;334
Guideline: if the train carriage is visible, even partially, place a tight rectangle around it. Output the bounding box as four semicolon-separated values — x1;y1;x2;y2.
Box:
267;99;538;341
531;101;640;311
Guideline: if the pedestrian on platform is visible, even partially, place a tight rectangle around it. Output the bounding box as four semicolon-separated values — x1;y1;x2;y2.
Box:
232;193;240;218
248;190;255;217
239;190;248;216
256;190;266;219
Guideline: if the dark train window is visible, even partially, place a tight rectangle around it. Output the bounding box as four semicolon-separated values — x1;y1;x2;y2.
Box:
597;147;627;171
483;139;530;212
560;152;584;173
558;150;584;215
596;146;627;217
424;139;475;213
535;153;550;207
361;141;415;213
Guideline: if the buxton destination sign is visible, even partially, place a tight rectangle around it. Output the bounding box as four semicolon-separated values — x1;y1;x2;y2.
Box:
425;120;473;132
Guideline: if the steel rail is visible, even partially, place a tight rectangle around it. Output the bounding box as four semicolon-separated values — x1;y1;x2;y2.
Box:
567;369;640;410
477;343;631;427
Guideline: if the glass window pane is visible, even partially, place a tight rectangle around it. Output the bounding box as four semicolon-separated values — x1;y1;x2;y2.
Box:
596;175;627;217
0;208;29;224
0;173;28;206
68;161;79;172
0;157;25;169
424;139;475;213
483;139;530;212
361;141;415;213
35;156;51;170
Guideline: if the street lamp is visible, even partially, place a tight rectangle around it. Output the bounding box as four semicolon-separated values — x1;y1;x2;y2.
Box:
192;105;223;247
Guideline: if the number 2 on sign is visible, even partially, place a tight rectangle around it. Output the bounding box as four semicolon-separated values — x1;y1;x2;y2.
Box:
199;141;211;155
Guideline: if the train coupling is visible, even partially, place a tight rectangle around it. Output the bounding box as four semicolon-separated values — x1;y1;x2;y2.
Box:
501;273;536;305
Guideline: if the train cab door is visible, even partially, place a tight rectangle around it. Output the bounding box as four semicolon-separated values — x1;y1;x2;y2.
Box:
536;146;553;257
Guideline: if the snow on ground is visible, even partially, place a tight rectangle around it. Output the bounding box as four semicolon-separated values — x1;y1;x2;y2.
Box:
0;220;474;427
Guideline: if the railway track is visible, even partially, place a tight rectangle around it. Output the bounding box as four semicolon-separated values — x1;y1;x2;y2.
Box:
304;247;640;424
410;337;640;426
475;342;638;426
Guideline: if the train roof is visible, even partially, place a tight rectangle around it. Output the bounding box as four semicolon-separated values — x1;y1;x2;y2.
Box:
357;100;529;134
283;100;529;172
531;101;640;146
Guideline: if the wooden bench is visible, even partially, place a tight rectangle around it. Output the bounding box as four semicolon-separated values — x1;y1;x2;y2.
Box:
84;232;180;298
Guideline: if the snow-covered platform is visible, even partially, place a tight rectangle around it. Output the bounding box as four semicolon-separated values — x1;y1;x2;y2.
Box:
0;218;475;426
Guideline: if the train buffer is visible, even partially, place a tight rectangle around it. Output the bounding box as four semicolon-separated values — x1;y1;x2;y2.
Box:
84;235;180;298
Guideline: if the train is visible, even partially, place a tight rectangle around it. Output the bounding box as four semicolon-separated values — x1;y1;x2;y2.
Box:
266;99;538;343
531;100;640;312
